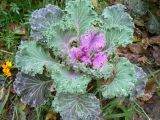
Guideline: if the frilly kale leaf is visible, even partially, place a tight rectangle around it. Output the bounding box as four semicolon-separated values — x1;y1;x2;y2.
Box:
102;4;134;29
51;67;91;94
45;27;75;56
52;93;103;120
102;4;134;47
13;72;53;107
65;0;98;37
130;66;147;99
71;62;113;80
14;1;140;116
16;41;91;94
105;27;133;47
29;4;74;56
16;41;57;75
135;66;147;81
101;57;137;98
30;4;63;41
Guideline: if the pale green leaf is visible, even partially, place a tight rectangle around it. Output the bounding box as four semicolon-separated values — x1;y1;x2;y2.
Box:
51;67;91;93
70;62;113;80
105;26;133;47
13;72;53;107
52;93;103;120
65;0;97;37
45;27;75;56
101;57;137;98
16;41;56;75
102;4;134;47
102;4;134;29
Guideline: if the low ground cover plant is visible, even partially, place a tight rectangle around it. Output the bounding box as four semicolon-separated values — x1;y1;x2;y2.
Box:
13;0;147;119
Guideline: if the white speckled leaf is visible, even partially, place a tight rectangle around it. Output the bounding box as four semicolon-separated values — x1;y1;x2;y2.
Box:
16;41;56;75
30;4;63;41
102;4;134;29
71;62;113;80
45;27;75;56
102;4;134;47
52;93;103;120
51;67;91;93
105;26;133;47
66;0;97;36
14;72;53;107
101;57;137;98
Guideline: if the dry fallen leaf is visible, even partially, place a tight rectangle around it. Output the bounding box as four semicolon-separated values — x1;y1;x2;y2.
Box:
137;56;148;63
138;93;152;101
0;87;5;101
128;44;144;54
143;96;160;120
133;36;141;42
117;47;143;63
45;111;57;120
8;23;26;35
138;72;160;102
105;0;121;4
133;114;144;120
134;18;145;27
151;46;160;65
146;35;160;45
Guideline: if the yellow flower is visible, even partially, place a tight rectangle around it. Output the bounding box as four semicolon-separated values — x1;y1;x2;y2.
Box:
1;61;12;77
5;61;12;67
2;65;7;69
2;68;12;77
2;68;10;73
6;72;11;77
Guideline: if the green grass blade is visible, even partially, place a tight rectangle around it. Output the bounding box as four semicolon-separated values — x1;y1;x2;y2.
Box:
0;86;10;113
105;113;127;119
18;108;26;120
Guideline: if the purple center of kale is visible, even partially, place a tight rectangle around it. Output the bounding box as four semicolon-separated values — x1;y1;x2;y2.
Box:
69;31;108;68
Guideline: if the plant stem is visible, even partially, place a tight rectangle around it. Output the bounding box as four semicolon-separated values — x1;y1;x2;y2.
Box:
0;49;13;55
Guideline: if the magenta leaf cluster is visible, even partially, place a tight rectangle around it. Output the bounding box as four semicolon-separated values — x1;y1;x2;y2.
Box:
69;31;108;68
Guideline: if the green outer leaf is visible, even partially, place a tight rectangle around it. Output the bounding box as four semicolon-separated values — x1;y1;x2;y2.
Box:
102;4;134;29
97;63;113;79
66;0;97;36
13;72;53;107
45;26;75;56
51;67;91;94
52;93;103;120
101;57;137;98
105;26;133;47
46;27;75;48
16;41;56;75
102;4;134;47
67;58;113;80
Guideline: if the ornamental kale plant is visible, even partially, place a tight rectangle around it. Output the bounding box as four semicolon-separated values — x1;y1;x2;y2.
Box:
13;0;147;119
